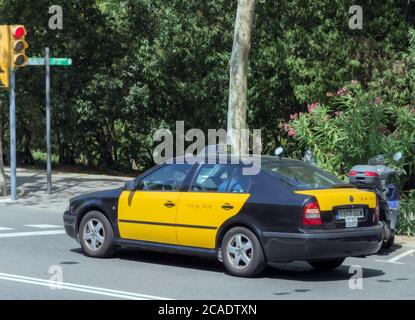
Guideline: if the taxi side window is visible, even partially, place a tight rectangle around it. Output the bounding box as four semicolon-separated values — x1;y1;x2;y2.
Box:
136;164;192;191
226;167;252;193
191;164;234;192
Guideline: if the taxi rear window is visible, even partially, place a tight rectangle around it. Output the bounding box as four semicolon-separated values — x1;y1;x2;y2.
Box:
262;160;342;190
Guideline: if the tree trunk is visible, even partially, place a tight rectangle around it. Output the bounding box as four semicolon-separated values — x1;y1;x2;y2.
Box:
227;0;256;155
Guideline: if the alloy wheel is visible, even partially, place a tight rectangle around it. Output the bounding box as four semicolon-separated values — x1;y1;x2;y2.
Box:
83;218;105;251
226;233;253;269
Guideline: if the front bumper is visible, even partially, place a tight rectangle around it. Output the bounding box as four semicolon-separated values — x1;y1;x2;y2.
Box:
262;223;384;263
63;210;77;240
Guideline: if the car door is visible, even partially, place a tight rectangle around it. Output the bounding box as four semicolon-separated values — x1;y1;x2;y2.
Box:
118;163;192;244
176;164;252;249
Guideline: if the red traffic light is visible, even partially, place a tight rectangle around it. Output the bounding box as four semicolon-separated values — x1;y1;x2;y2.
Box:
12;26;26;39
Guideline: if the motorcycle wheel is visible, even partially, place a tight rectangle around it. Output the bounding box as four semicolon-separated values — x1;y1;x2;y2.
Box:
382;235;395;249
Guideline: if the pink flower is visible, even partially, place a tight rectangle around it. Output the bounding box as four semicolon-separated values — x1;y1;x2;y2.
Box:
410;108;415;114
307;102;319;113
288;128;296;137
289;113;298;120
334;111;343;117
337;87;348;96
374;96;382;105
350;80;359;85
379;125;389;134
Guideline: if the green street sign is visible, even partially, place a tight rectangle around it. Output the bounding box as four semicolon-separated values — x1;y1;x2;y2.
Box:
50;58;72;66
27;57;72;66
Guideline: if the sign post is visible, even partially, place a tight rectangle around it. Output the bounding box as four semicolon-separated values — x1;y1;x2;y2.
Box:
45;48;51;194
26;52;72;195
9;69;16;201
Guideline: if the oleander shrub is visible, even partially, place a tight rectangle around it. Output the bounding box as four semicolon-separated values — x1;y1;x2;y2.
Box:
284;80;415;184
397;191;415;236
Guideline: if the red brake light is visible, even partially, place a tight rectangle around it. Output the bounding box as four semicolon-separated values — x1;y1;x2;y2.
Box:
302;201;322;226
349;170;357;176
364;171;379;177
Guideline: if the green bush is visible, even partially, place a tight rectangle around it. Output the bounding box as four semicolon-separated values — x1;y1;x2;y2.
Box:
285;81;415;183
32;150;59;167
397;191;415;237
284;80;415;236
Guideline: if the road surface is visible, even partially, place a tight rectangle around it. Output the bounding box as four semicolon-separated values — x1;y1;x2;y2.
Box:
0;205;414;300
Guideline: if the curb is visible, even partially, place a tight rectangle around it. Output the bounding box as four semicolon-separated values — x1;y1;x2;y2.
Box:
0;196;14;203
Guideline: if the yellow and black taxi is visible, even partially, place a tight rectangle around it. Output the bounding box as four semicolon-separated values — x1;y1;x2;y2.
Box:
63;155;384;277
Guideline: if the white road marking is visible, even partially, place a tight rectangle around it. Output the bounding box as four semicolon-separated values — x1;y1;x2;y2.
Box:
376;249;415;264
25;224;63;229
0;230;65;238
0;272;171;300
0;227;14;231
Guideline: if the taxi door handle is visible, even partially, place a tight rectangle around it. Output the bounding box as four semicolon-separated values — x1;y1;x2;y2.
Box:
164;201;176;208
221;203;234;210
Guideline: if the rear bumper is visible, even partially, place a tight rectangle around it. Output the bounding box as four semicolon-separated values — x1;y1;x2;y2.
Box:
262;223;384;263
63;210;77;241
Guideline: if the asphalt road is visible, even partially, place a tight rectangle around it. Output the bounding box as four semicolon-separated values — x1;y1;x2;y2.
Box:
0;205;414;300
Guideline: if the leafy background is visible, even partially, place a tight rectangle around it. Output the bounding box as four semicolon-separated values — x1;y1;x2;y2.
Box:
0;0;413;232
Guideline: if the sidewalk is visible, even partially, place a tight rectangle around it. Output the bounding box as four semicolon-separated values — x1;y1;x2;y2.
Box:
396;236;415;248
0;168;131;212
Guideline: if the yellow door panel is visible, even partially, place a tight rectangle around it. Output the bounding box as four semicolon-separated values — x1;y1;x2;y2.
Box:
118;191;180;244
176;192;250;249
295;188;376;211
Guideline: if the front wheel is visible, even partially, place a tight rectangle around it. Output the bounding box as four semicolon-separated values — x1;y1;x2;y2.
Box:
221;227;266;277
308;258;345;270
79;211;116;258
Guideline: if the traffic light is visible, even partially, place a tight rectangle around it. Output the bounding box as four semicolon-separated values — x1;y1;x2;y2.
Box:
0;25;10;88
9;25;28;69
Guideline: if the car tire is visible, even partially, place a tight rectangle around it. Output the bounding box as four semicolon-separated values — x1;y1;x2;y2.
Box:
308;258;345;270
79;211;116;258
221;227;266;277
382;235;395;249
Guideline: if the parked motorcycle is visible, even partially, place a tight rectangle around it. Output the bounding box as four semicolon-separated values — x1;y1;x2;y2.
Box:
348;152;402;248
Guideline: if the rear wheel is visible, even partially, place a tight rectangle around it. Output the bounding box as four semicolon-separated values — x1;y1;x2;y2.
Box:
382;235;395;249
221;227;266;277
79;211;116;258
308;258;345;270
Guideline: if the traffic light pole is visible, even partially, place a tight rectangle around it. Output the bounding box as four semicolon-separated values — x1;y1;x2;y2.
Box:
9;69;16;201
45;48;51;195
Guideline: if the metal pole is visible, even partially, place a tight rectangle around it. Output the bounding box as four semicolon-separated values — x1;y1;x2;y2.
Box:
45;48;51;195
9;69;16;201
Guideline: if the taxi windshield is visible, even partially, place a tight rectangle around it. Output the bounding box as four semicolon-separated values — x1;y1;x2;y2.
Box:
262;159;342;190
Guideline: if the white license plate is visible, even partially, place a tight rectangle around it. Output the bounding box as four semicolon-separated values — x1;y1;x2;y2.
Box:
336;208;365;220
345;217;358;228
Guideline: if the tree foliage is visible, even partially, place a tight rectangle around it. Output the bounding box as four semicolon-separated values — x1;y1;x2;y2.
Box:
0;0;413;176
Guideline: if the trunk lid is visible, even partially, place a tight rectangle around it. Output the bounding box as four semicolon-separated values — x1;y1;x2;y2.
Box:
295;188;377;229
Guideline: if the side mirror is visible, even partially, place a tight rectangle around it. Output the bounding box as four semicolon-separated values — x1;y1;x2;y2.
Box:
393;152;403;162
124;180;136;191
